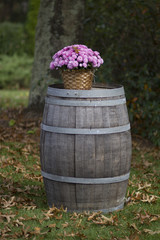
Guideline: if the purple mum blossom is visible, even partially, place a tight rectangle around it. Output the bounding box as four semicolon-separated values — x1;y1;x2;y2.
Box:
67;62;73;69
92;59;98;67
54;61;59;67
100;58;104;64
50;44;104;70
72;61;78;68
64;59;69;65
50;62;55;69
57;50;63;56
94;51;100;56
92;56;98;62
88;56;93;62
83;63;87;68
77;56;83;62
59;60;65;67
72;53;77;59
66;50;72;57
69;56;75;61
83;57;88;63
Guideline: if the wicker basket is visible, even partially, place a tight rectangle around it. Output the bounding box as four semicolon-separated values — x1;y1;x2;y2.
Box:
61;69;94;90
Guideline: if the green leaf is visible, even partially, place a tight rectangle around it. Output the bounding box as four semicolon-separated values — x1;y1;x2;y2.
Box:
9;119;16;127
27;129;36;134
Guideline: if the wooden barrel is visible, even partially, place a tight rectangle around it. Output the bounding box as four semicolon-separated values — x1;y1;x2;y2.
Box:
40;83;132;212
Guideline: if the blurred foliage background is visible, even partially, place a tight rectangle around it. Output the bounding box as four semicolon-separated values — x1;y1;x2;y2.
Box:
0;0;40;89
0;0;159;145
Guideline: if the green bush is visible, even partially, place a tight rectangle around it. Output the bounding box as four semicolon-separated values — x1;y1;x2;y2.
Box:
0;54;33;89
0;22;26;55
25;0;40;55
84;0;160;145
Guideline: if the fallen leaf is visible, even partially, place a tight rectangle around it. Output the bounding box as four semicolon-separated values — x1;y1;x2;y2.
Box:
92;215;117;226
143;161;153;168
130;223;141;233
130;191;159;204
55;214;62;220
48;223;56;228
44;205;66;219
0;214;16;223
141;194;159;203
22;226;30;238
9;119;16;127
134;210;151;224
64;231;75;237
13;219;24;227
76;219;82;228
134;210;160;224
88;211;101;221
1;196;16;209
150;214;160;222
138;183;151;190
143;229;160;235
0;226;11;238
70;212;79;221
62;222;69;228
34;227;41;234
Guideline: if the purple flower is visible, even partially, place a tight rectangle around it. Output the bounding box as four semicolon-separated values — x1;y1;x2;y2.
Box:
64;59;69;65
100;58;104;64
77;56;83;62
83;63;87;68
72;53;77;59
50;61;55;69
83;56;88;63
67;61;73;69
57;50;63;56
88;56;93;62
66;50;72;57
72;61;78;68
94;51;100;56
50;44;104;70
59;60;65;67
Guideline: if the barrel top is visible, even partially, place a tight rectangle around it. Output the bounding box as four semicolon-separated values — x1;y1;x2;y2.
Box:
47;83;125;98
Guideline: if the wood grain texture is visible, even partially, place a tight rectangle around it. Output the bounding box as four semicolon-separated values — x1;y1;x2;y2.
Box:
40;84;132;212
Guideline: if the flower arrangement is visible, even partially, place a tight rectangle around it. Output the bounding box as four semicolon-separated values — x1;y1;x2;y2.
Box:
50;44;104;71
49;44;104;90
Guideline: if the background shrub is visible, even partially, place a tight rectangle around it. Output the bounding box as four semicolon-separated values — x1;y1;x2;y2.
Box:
0;0;40;56
0;54;33;89
84;0;160;145
0;0;28;22
25;0;40;55
0;22;26;55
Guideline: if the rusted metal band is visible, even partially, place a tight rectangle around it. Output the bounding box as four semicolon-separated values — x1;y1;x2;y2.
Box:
41;171;130;185
45;97;126;107
41;123;130;135
47;85;125;98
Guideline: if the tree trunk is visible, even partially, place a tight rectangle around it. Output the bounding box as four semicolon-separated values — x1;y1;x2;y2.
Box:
28;0;85;110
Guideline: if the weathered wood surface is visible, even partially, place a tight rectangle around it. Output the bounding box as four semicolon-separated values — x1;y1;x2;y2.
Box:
40;84;132;212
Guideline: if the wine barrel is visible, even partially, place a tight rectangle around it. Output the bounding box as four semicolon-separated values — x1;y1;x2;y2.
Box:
40;83;132;212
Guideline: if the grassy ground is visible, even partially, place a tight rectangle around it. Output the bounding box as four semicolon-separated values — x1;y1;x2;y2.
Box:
0;89;29;109
0;90;160;240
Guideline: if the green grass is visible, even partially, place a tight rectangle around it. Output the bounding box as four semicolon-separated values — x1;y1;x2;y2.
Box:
0;90;160;240
0;89;29;109
0;142;159;240
0;54;33;89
